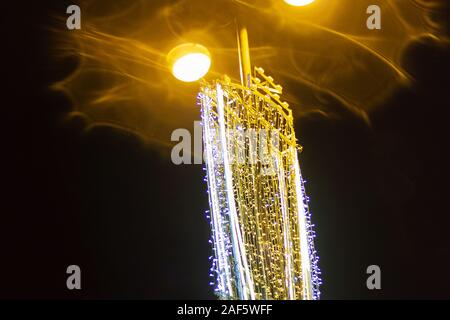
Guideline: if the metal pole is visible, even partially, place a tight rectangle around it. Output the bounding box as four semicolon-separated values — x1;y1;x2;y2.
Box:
237;25;251;88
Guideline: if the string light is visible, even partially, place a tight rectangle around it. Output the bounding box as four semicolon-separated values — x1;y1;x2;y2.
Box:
284;0;316;7
199;68;321;300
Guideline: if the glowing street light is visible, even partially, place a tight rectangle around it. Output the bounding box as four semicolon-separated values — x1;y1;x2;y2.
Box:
284;0;315;6
167;43;211;82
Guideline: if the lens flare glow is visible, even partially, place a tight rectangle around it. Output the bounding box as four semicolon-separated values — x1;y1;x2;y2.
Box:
56;0;446;147
168;44;211;82
284;0;315;6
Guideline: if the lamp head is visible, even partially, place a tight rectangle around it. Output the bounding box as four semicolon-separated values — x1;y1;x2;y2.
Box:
284;0;316;6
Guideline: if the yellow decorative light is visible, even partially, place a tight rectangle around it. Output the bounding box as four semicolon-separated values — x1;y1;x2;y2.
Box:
284;0;315;7
167;43;211;82
199;67;321;300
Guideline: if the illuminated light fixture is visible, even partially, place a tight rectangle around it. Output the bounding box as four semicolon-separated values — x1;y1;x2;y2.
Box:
167;43;211;82
284;0;315;6
199;24;322;299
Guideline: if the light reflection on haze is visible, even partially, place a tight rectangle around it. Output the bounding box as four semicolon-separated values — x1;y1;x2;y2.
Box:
53;0;448;147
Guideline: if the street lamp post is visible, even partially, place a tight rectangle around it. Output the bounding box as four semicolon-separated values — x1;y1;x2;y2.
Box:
169;1;321;300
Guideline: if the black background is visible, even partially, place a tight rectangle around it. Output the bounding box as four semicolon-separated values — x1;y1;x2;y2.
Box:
2;1;450;299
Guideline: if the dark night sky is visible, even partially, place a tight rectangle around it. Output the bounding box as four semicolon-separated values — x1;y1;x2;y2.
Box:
2;1;450;299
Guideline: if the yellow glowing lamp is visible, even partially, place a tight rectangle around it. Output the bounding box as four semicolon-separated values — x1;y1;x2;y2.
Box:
284;0;315;6
167;43;211;82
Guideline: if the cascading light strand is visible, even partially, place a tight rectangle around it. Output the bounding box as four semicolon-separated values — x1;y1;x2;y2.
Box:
199;67;321;300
